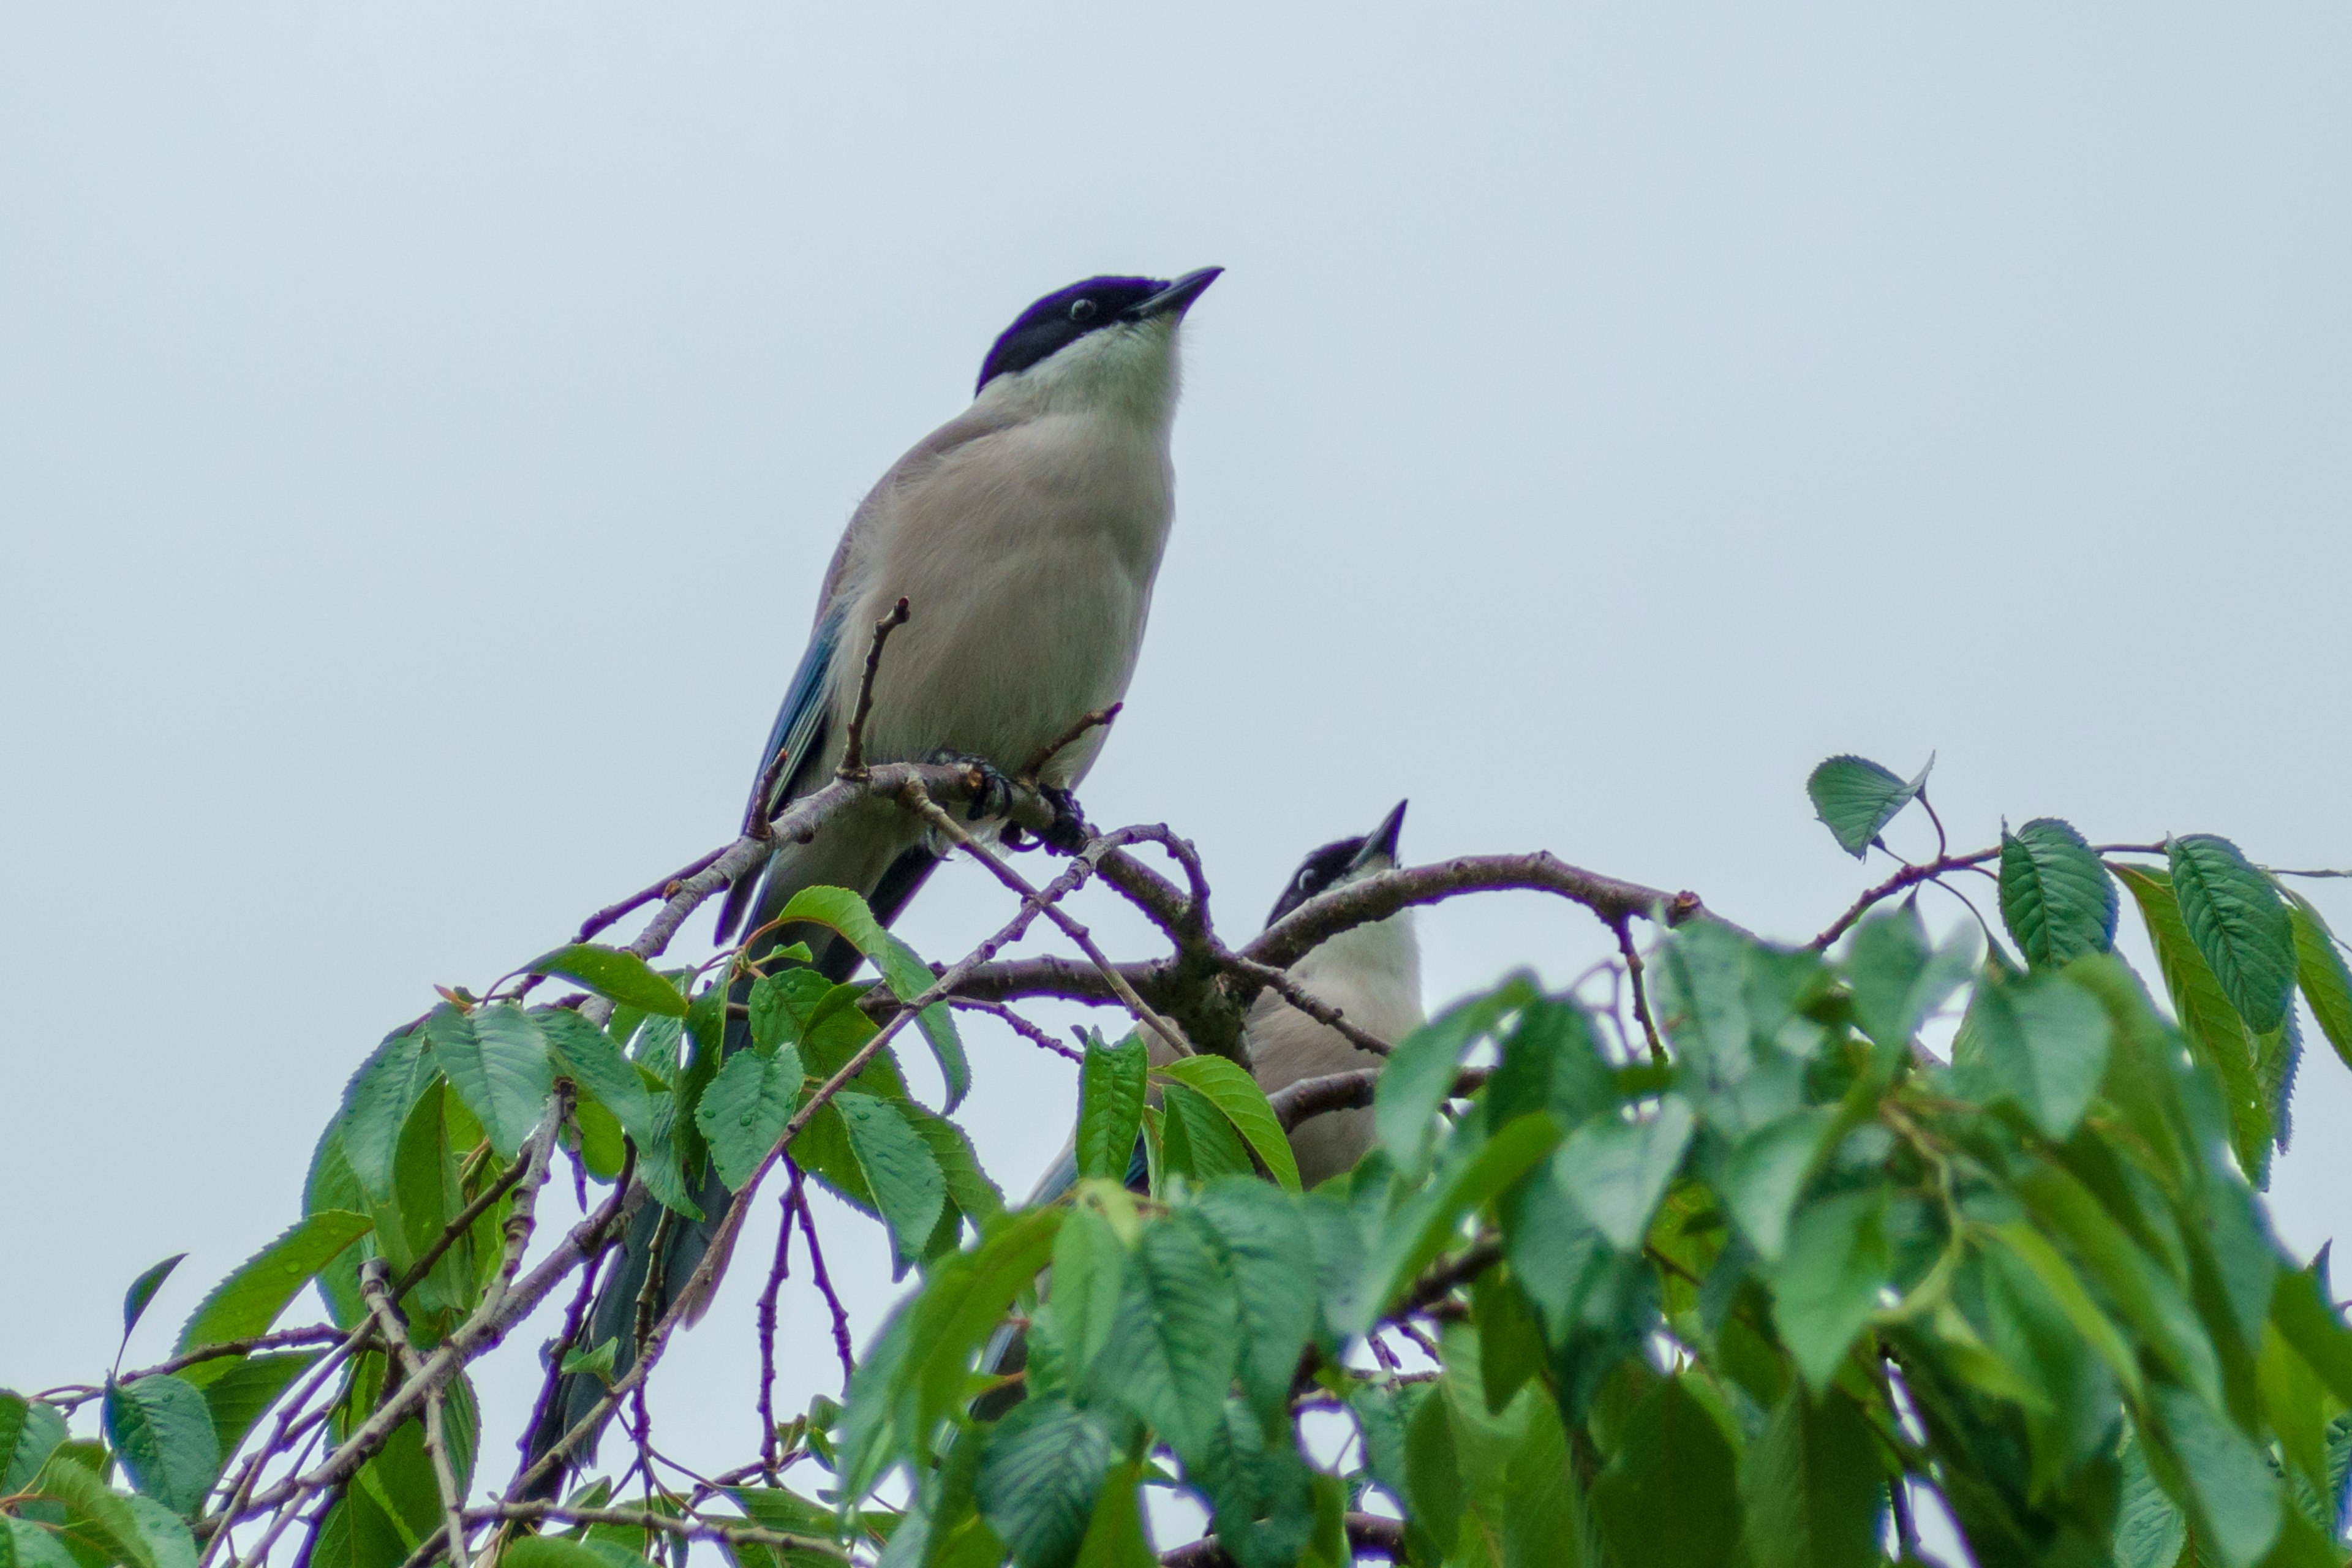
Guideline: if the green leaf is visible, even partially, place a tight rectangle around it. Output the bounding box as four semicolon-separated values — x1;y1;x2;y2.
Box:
1185;1179;1317;1415
696;1046;805;1193
1721;1109;1838;1264
30;1459;194;1568
103;1376;219;1517
977;1397;1114;1568
535;1008;657;1147
1071;1463;1156;1568
1985;1223;2141;1398
2000;818;2118;967
2269;1261;2352;1412
121;1256;187;1344
1806;753;1931;859
1047;1204;1128;1383
1950;969;2113;1138
1159;1082;1255;1186
1842;903;1976;1050
1156;1056;1300;1191
1375;978;1536;1171
2149;1382;2281;1568
526;943;690;1017
1088;1215;1239;1461
1360;1114;1565;1333
2114;864;2277;1183
2286;892;2352;1071
1076;1033;1148;1185
903;1106;1003;1230
2169;835;2296;1034
175;1211;372;1370
1589;1374;1741;1568
771;886;968;1112
2115;1423;2188;1568
1555;1096;1695;1251
335;1027;438;1202
1770;1188;1890;1392
423;1002;555;1158
0;1515;80;1568
505;1539;656;1568
1403;1384;1463;1558
197;1352;318;1460
1741;1387;1883;1568
834;1091;946;1276
0;1393;69;1494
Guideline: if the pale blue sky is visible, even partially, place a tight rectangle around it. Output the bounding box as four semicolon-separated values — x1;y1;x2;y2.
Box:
4;3;2348;1546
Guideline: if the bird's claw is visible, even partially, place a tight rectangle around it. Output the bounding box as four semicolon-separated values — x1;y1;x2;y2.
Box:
926;750;1014;823
1040;785;1089;854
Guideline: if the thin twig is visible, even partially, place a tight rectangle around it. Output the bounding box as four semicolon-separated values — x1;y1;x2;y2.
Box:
790;1171;856;1393
1161;1514;1406;1566
901;779;1194;1059
1019;702;1121;780
835;597;910;780
358;1259;469;1568
1265;1066;1490;1133
755;1183;793;1471
1613;916;1665;1064
948;998;1085;1060
1220;952;1393;1057
575;846;732;943
391;1152;529;1302
463;1501;853;1562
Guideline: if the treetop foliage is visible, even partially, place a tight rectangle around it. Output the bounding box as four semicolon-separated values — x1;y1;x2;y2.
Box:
9;749;2352;1568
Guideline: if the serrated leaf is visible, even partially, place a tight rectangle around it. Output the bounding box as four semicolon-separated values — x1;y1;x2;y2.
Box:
526;943;690;1017
1360;1114;1564;1332
2169;834;2296;1033
175;1211;372;1372
2150;1382;2281;1567
1076;1033;1149;1185
977;1397;1114;1568
2114;863;2278;1183
1721;1108;1838;1264
2286;892;2352;1072
103;1376;219;1517
1589;1375;1741;1568
1950;969;2112;1138
834;1091;946;1276
505;1539;656;1568
197;1351;318;1460
1047;1204;1128;1383
1556;1096;1694;1251
0;1393;68;1494
423;1002;555;1158
2000;818;2118;967
1088;1216;1238;1461
1159;1081;1255;1186
1156;1056;1300;1191
771;886;968;1112
1185;1179;1316;1415
696;1046;804;1192
1770;1188;1890;1392
0;1515;80;1568
1375;978;1537;1171
1806;753;1931;858
535;1008;657;1147
31;1460;192;1568
1741;1387;1882;1568
335;1027;438;1202
121;1256;186;1344
1842;902;1976;1050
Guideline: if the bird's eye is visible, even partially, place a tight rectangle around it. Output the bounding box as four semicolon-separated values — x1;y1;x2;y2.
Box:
1297;872;1314;891
1069;298;1098;323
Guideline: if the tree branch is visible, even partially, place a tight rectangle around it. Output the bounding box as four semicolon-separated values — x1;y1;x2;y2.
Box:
1161;1513;1406;1565
835;597;911;781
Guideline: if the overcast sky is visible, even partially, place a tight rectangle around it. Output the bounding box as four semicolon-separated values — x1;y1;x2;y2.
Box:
5;2;2349;1550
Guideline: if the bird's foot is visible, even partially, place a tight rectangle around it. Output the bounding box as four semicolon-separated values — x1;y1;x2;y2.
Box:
925;750;1014;823
1039;785;1090;854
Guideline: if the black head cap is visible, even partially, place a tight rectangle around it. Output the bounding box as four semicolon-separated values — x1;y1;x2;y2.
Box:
975;268;1221;395
1264;801;1408;929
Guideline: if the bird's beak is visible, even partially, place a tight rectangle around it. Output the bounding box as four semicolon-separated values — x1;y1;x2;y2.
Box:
1349;800;1409;873
1123;266;1223;321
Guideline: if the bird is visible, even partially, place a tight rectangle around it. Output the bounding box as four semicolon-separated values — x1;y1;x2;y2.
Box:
522;266;1221;1490
974;800;1424;1412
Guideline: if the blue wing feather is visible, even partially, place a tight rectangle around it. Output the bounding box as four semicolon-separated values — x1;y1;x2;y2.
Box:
714;611;841;942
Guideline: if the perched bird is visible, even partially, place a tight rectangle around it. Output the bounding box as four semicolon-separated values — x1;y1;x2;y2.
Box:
523;267;1220;1488
976;801;1424;1411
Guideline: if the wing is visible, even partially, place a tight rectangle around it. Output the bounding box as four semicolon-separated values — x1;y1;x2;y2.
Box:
713;608;842;943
